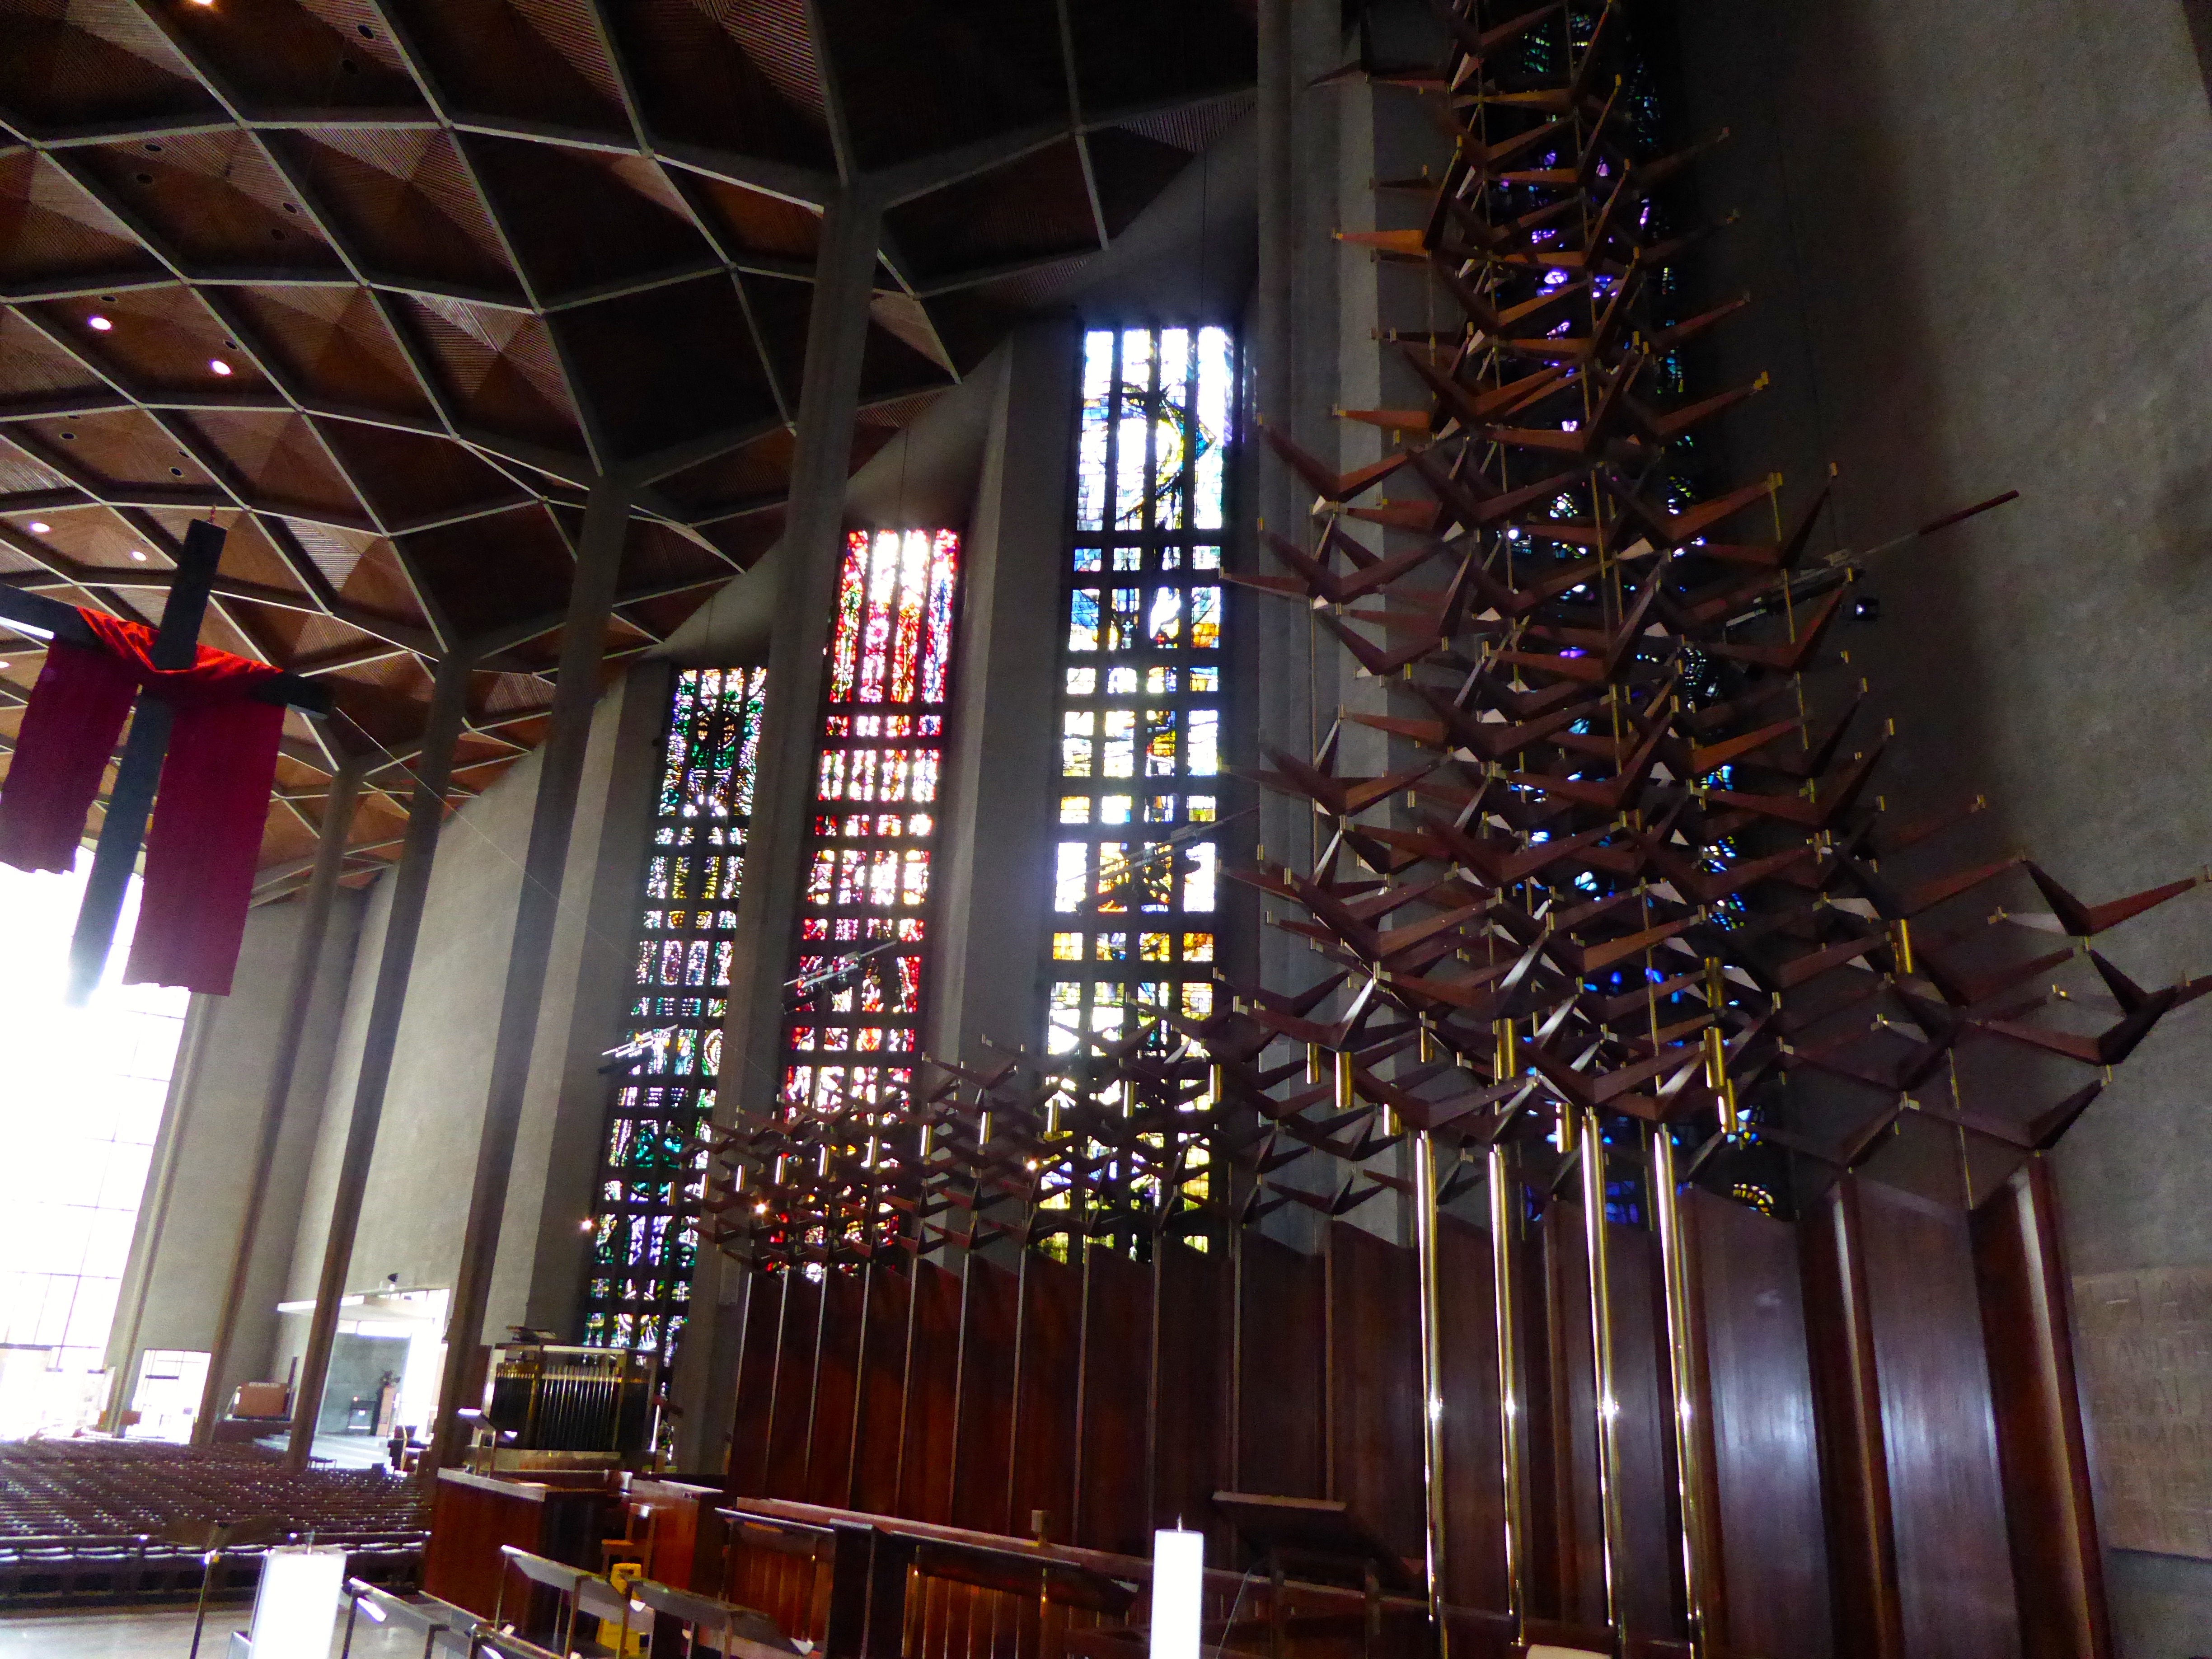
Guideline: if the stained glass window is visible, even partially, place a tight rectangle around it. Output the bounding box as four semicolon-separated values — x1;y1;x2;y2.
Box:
1047;328;1234;1059
583;666;767;1357
779;531;962;1129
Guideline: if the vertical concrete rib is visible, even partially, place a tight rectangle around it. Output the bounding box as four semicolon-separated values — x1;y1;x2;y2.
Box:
426;480;634;1471
673;189;884;1471
195;755;364;1445
287;654;472;1470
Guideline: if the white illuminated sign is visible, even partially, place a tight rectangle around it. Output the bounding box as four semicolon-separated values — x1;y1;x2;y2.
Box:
247;1546;347;1657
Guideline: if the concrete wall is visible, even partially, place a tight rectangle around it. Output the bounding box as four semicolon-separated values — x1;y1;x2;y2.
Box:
1669;1;2212;1647
253;666;660;1383
928;324;1078;1069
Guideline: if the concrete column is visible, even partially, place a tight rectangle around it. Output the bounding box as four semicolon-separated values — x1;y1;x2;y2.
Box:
194;755;364;1444
927;323;1079;1064
288;652;473;1469
673;187;884;1471
520;658;676;1335
426;480;635;1471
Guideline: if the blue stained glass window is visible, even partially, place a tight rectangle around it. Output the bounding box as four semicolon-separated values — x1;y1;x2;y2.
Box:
583;666;767;1358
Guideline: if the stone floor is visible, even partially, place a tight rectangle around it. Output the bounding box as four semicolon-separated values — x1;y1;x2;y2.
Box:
0;1602;439;1657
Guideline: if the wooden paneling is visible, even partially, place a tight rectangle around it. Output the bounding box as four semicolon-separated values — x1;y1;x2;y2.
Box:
1603;1223;1682;1645
1235;1230;1326;1501
1076;1244;1150;1554
729;1273;786;1496
1327;1221;1424;1561
1011;1251;1083;1541
423;1471;612;1620
764;1275;823;1500
900;1259;964;1524
851;1263;912;1515
1153;1241;1229;1548
1801;1176;1903;1657
1858;1179;2023;1659
807;1271;866;1506
1435;1214;1508;1617
1688;1190;1832;1659
950;1259;1019;1533
1972;1160;2114;1659
1531;1200;1605;1630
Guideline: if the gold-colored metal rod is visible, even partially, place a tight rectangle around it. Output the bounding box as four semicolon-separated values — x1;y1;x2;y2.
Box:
1486;1140;1528;1630
1649;1125;1711;1655
1579;1106;1624;1638
1412;1130;1450;1656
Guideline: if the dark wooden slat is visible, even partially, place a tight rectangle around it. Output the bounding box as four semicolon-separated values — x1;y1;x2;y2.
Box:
1971;1160;2115;1659
1233;1231;1326;1503
1857;1179;2021;1658
1009;1251;1081;1544
1686;1191;1832;1658
949;1261;1018;1534
898;1259;963;1526
1074;1245;1148;1555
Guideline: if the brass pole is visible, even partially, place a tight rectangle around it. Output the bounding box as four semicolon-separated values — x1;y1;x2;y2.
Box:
1486;1140;1527;1631
1649;1126;1711;1654
1578;1107;1625;1637
1412;1130;1450;1655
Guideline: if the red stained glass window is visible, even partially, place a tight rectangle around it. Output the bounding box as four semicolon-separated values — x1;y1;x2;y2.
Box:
780;531;962;1129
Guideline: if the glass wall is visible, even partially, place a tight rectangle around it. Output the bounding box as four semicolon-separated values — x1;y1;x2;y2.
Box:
0;857;187;1437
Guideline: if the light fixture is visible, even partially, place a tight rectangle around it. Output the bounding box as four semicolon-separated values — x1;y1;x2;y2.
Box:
87;315;112;331
27;522;48;534
209;358;232;376
1148;1529;1203;1659
130;549;147;562
247;1547;346;1658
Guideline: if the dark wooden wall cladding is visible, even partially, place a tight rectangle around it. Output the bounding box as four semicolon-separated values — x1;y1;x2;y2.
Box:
719;1167;2110;1657
1688;1192;1833;1659
1234;1231;1327;1502
1858;1182;2024;1659
1972;1163;2112;1659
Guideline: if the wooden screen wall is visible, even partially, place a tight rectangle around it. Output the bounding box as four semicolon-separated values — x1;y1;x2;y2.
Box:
723;1158;2109;1659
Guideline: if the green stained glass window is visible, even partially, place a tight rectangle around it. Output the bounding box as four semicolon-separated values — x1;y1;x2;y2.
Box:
582;666;767;1358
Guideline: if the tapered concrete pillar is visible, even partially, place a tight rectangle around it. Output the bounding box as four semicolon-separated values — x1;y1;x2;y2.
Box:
288;655;473;1470
672;188;884;1471
195;754;364;1445
426;480;634;1472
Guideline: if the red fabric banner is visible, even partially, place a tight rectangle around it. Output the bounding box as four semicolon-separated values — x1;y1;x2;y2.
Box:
0;642;140;873
125;695;287;997
0;608;288;995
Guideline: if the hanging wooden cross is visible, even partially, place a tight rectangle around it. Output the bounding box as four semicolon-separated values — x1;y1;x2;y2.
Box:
0;519;333;1003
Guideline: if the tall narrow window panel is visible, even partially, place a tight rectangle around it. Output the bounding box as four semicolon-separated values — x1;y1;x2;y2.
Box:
780;530;962;1133
1047;327;1235;1060
583;666;766;1356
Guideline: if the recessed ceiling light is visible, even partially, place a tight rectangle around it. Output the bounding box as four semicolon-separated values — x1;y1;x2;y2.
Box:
27;522;49;534
130;549;147;562
209;358;232;376
87;315;112;332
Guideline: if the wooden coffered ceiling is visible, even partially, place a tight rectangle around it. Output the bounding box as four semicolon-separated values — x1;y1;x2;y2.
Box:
0;0;1256;900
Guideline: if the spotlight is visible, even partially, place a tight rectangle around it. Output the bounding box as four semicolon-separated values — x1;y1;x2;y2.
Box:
87;315;112;332
209;358;232;376
130;549;147;562
1851;595;1881;623
27;522;49;534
